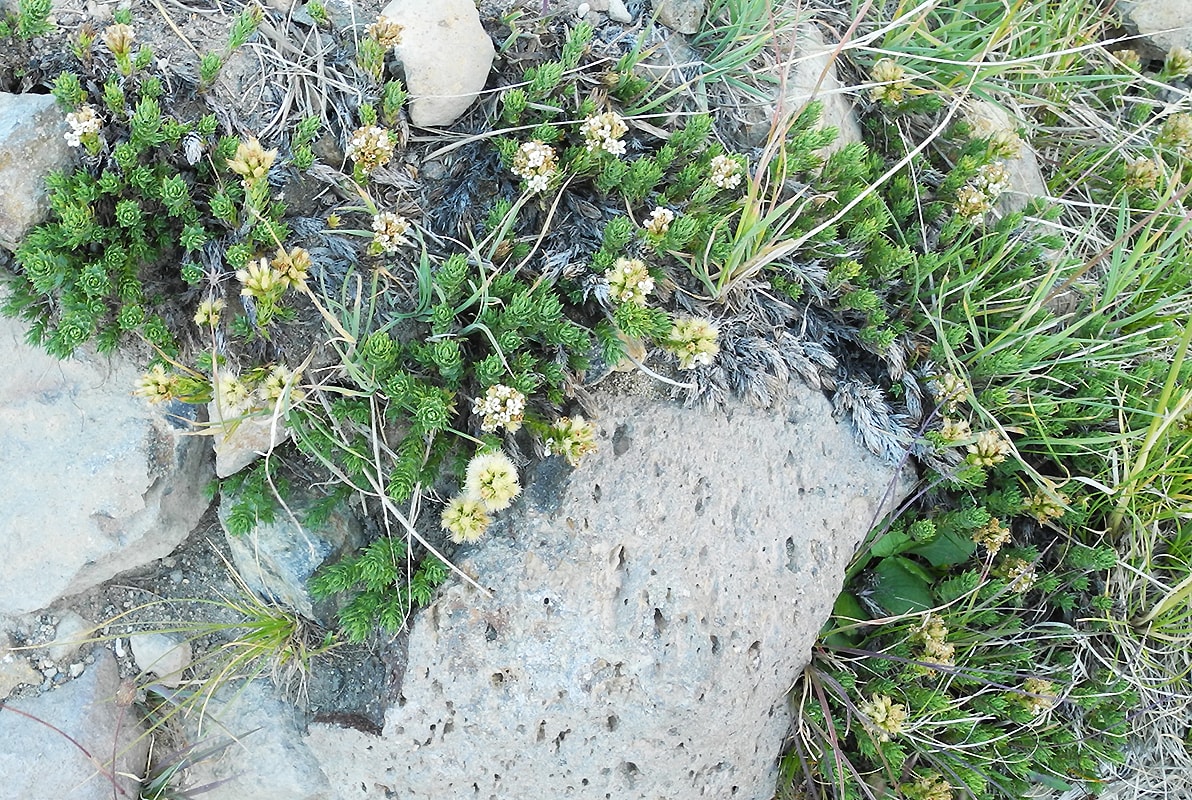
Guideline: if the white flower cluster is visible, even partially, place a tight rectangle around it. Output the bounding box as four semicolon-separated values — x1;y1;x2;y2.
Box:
605;257;654;306
708;154;743;190
665;317;719;369
643;207;674;237
955;162;1011;220
511;140;558;193
346;125;394;175
472;384;526;433
372;211;410;252
64;105;102;148
580;111;628;156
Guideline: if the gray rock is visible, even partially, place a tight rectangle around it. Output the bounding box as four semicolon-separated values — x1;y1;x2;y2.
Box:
184;679;334;800
607;0;633;23
306;381;906;800
218;483;364;621
1116;0;1192;55
0;315;213;617
0;92;75;251
381;0;496;127
129;632;192;688
0;649;146;799
208;398;291;478
733;23;863;152
46;610;95;662
0;633;40;700
651;0;705;34
964;99;1049;215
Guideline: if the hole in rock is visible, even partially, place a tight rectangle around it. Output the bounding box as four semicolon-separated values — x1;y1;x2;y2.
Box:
606;714;619;731
593;483;602;502
653;608;667;636
710;635;721;654
491;672;505;686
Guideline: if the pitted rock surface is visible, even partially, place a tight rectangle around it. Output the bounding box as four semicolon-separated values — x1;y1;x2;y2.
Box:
0;92;75;250
0;315;211;616
306;379;906;800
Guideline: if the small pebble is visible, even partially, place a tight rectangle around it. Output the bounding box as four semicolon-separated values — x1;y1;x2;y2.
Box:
170;570;183;584
69;663;84;678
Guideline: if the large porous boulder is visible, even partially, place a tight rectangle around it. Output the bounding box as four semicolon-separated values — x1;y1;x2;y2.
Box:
306;379;906;799
381;0;496;128
0;649;147;799
0;92;75;250
733;23;864;151
218;482;364;621
0;315;212;616
1116;0;1192;55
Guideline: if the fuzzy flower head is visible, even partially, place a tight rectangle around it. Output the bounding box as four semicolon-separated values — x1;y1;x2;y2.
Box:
858;693;907;742
134;364;178;404
1114;49;1142;71
441;496;491;544
708;154;743;190
901;772;954;800
912;613;955;669
1125;156;1161;191
346;125;395;175
366;14;403;47
972;517;1011;556
103;23;135;57
1024;488;1068;524
472;384;526;433
194;297;225;328
371;211;411;253
972;162;1011;199
937;417;972;444
643;206;674;237
465;451;522;512
262;364;303;403
932;373;968;412
544;416;598;466
512;140;558;194
954;185;991;220
580;111;629;156
1019;677;1057;715
236;258;285;300
227;137;277;186
215;373;252;413
1159;113;1192;149
605;257;654;306
1166;46;1192;79
64;105;103;148
998;556;1038;592
870;58;910;104
967;429;1011;467
272;246;311;289
665;317;720;369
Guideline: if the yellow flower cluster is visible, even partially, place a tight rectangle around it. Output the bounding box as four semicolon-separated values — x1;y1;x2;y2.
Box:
227;137;277;186
858;693;907;741
366;15;403;47
643;207;674;237
931;373;968;412
972;517;1011;555
193;297;225;328
665;317;720;370
1024;488;1068;524
1125;156;1161;191
606;257;654;306
966;429;1011;467
901;772;954;800
134;364;179;403
1159;113;1192;149
64;105;102;148
998;556;1038;592
955;162;1011;221
543;416;598;467
870;58;910;105
236;258;285;301
1020;676;1057;715
912;613;955;669
440;451;523;544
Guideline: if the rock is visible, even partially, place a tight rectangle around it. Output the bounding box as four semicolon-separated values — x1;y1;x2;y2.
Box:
209;398;291;478
0;315;212;617
733;23;863;151
1116;0;1192;56
0;649;146;799
0;633;40;700
129;632;192;688
0;92;75;251
218;483;364;621
607;0;632;23
46;610;95;662
651;0;705;34
381;0;496;128
184;679;334;800
964;99;1049;215
306;381;906;799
